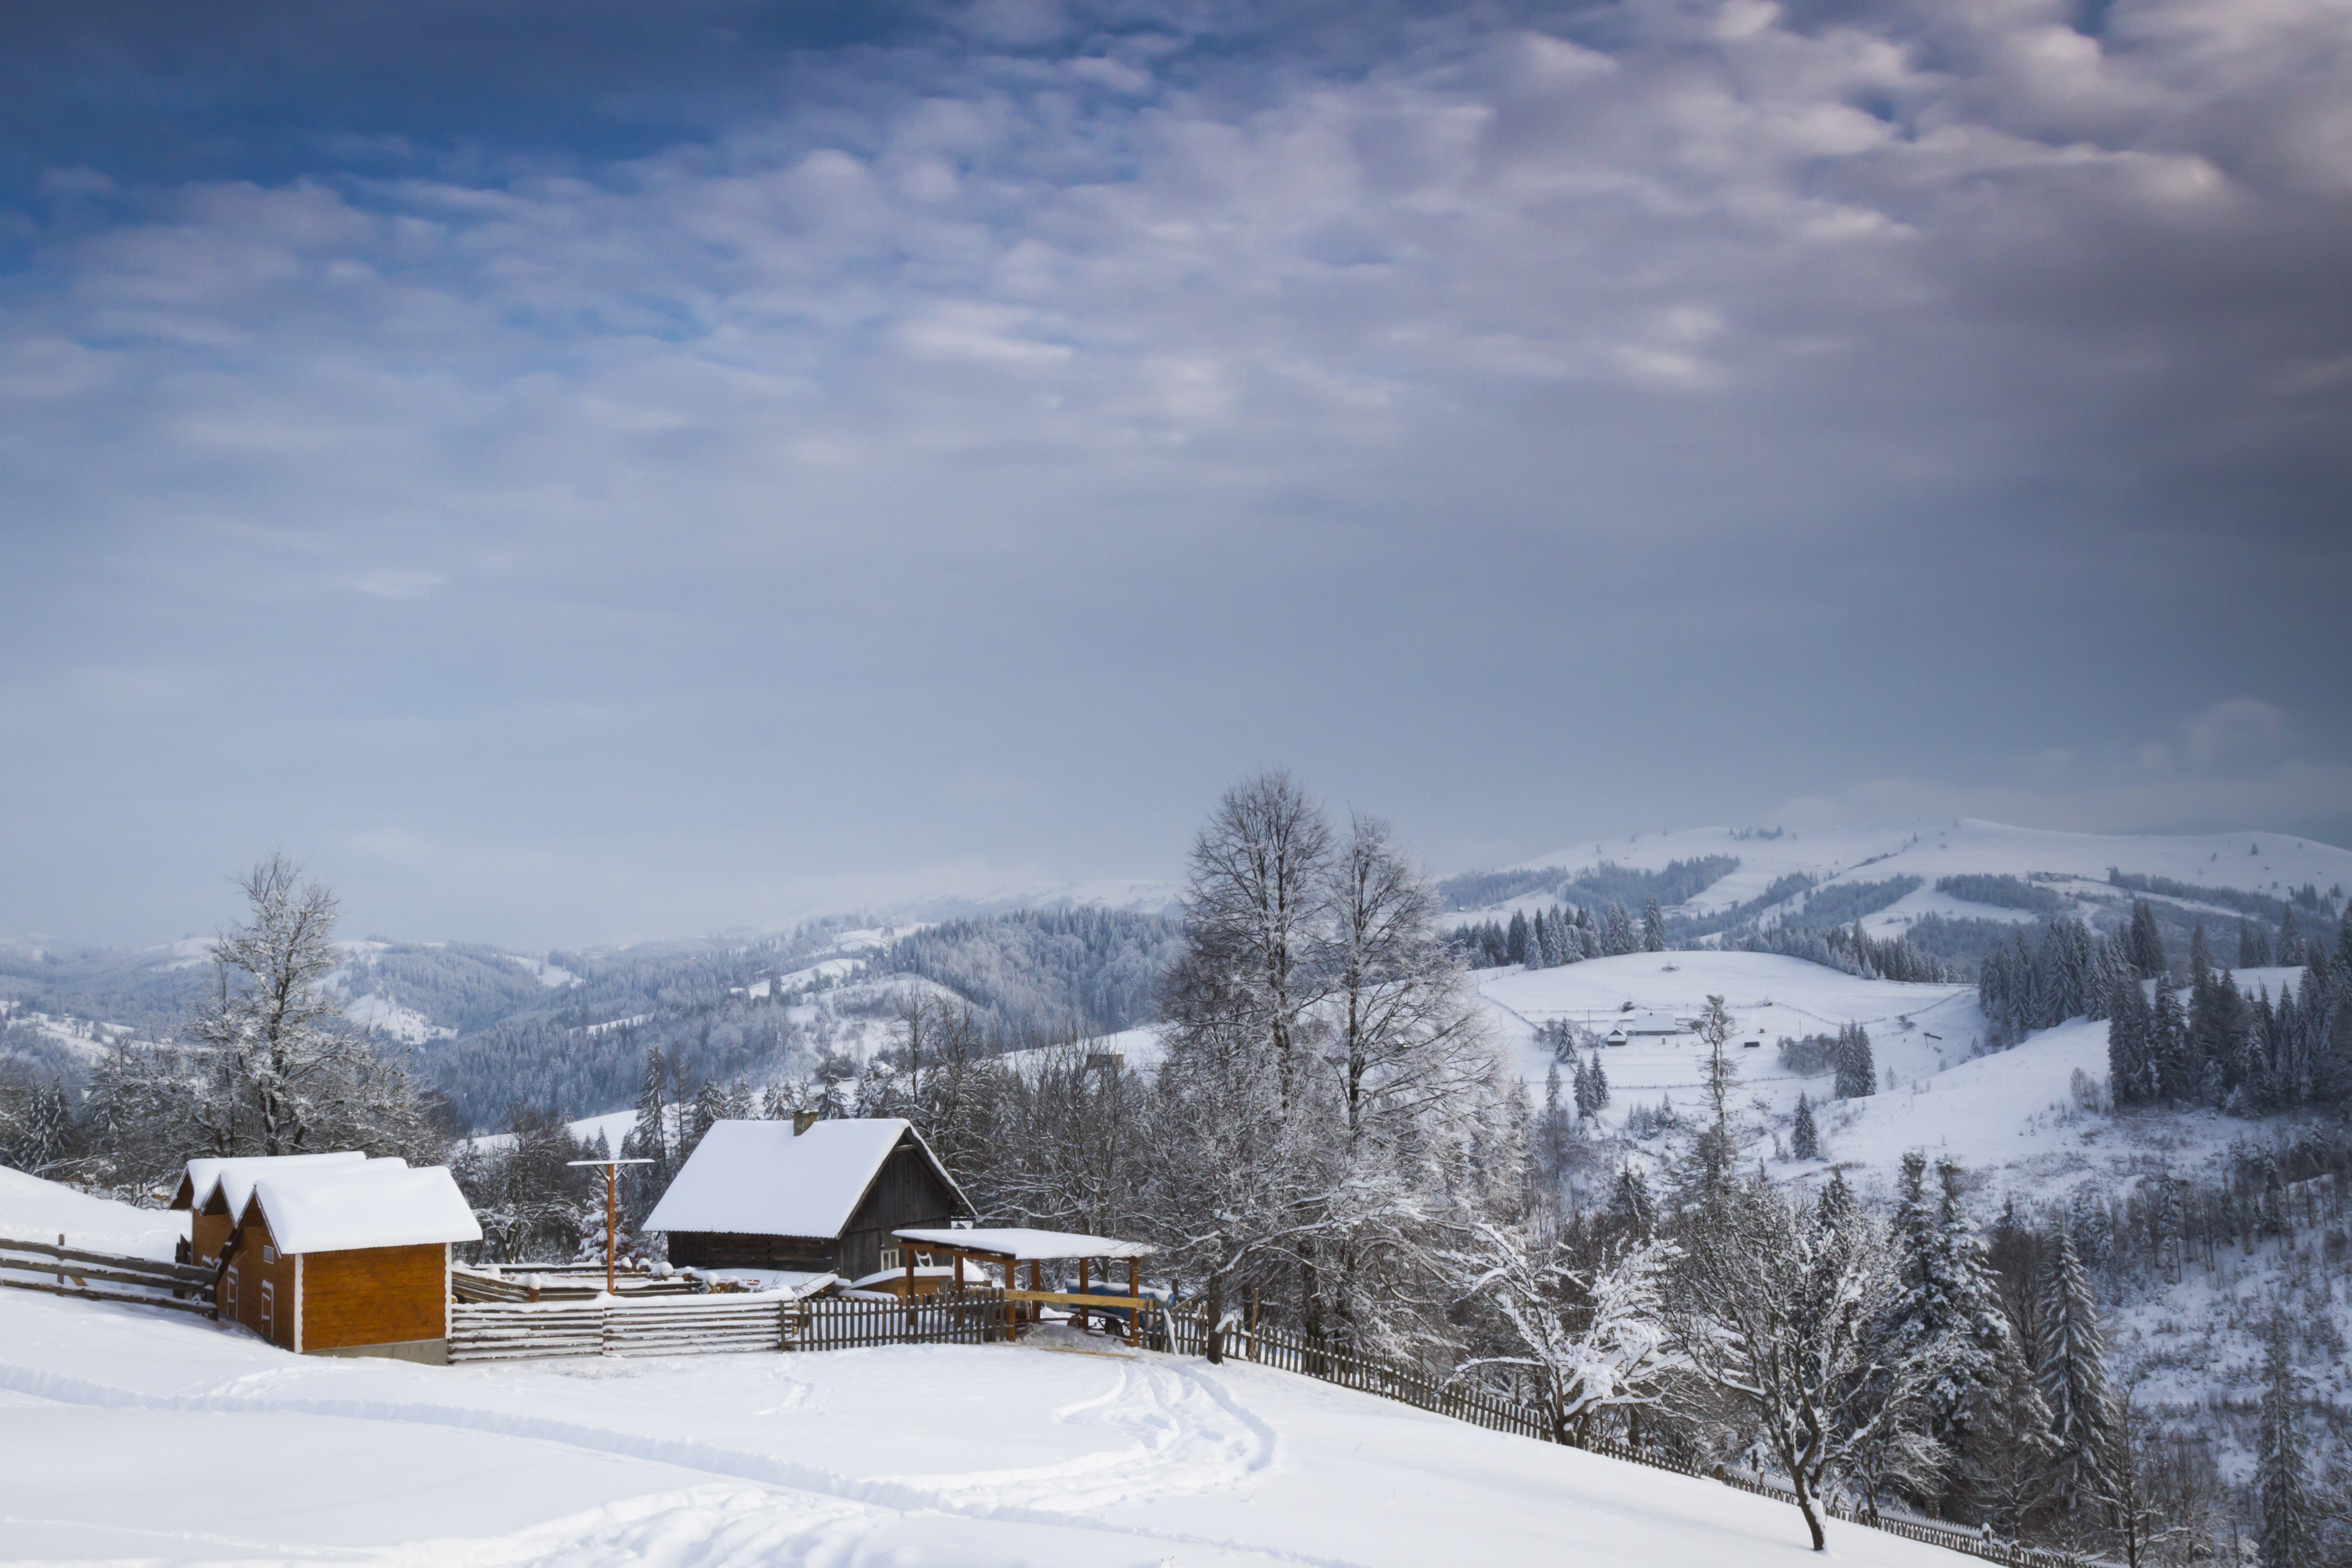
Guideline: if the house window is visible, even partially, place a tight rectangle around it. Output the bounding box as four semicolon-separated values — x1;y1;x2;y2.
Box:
224;1267;238;1316
878;1246;902;1273
261;1280;274;1342
262;1246;277;1264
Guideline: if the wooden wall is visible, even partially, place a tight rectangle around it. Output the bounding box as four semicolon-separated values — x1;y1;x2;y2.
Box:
221;1212;301;1351
302;1244;448;1352
191;1210;233;1267
837;1138;964;1282
666;1232;834;1270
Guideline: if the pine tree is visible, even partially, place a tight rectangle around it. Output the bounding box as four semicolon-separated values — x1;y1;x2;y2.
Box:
2276;906;2305;966
1506;910;1529;966
1607;1164;1654;1236
1642;900;1667;953
1586;1051;1609;1112
1790;1092;1819;1160
2107;975;2150;1107
2036;1225;2118;1515
1834;1022;1876;1100
2153;983;2195;1102
2128;899;2168;980
2257;1311;2310;1568
630;1043;674;1184
2241;918;2273;969
1535;910;1560;967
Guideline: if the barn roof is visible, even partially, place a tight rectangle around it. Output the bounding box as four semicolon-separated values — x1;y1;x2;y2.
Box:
248;1163;482;1255
643;1118;970;1238
178;1151;369;1212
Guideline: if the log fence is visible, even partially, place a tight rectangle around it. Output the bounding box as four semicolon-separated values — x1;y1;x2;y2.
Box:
0;1233;214;1315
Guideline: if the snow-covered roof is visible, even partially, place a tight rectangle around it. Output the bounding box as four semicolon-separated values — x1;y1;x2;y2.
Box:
181;1151;368;1212
248;1163;481;1255
642;1119;970;1238
893;1227;1156;1261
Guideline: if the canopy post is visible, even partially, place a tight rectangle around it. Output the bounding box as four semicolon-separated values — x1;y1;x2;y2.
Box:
1127;1256;1139;1346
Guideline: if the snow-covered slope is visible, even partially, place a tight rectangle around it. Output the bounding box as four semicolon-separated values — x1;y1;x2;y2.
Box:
0;1166;187;1259
0;1180;1957;1567
1511;819;2352;915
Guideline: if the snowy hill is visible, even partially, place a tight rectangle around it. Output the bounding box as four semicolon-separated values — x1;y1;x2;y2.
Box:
0;1178;1958;1567
1448;820;2349;953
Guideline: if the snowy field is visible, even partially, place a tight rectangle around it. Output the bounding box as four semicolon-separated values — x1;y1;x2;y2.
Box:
1476;952;2299;1206
0;1252;1961;1567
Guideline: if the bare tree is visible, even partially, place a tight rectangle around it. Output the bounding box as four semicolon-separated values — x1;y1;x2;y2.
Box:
1319;811;1496;1353
1669;1175;1953;1551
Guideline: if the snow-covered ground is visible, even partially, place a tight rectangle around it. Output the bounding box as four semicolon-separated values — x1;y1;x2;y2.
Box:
0;1165;187;1259
0;1181;1954;1568
1475;952;2308;1210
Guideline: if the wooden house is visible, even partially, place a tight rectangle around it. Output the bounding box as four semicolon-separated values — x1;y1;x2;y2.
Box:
645;1117;972;1280
172;1152;370;1267
216;1161;481;1365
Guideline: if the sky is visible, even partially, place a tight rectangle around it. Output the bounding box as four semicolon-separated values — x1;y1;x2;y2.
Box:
2;0;2348;949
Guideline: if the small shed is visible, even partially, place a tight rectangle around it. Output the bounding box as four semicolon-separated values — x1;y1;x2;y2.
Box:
220;1162;481;1365
644;1117;972;1278
172;1151;370;1267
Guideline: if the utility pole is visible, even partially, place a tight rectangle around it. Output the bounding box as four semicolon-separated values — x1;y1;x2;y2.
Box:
567;1158;653;1295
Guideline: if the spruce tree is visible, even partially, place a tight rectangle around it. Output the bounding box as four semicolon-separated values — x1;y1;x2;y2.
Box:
1834;1022;1876;1100
2241;918;2273;969
1790;1092;1819;1160
2036;1225;2118;1515
2276;906;2305;966
1507;910;1529;966
2257;1311;2310;1568
1642;899;1667;952
2106;975;2150;1107
1586;1050;1609;1111
1607;1163;1654;1236
2128;898;2168;981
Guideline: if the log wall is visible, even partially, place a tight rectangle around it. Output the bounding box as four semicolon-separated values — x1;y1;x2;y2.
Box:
302;1244;448;1352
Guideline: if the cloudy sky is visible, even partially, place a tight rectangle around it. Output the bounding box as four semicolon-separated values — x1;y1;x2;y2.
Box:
3;0;2348;947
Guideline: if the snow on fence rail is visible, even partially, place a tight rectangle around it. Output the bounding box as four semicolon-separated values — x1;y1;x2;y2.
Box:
0;1233;214;1315
449;1295;792;1362
448;1290;1012;1363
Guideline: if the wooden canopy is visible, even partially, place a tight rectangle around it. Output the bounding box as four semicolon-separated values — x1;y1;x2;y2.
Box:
891;1227;1158;1346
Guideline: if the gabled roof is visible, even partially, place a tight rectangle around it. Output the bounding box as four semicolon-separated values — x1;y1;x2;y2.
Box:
244;1163;482;1255
643;1118;972;1238
178;1151;370;1212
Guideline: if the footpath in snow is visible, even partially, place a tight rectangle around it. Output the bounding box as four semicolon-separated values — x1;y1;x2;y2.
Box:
0;1179;1961;1568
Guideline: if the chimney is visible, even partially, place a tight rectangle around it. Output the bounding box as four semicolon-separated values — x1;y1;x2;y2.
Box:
792;1110;819;1136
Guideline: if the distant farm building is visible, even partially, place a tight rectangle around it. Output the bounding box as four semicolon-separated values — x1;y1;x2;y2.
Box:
644;1117;973;1281
179;1154;481;1364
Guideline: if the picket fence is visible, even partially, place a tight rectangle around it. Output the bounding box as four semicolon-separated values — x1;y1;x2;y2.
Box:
0;1233;214;1315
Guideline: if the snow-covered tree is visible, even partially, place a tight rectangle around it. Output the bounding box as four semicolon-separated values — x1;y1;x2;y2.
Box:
1454;1224;1680;1447
1670;1174;1952;1551
1833;1022;1876;1100
1790;1093;1819;1160
2035;1225;2118;1515
1641;900;1667;952
2257;1311;2312;1568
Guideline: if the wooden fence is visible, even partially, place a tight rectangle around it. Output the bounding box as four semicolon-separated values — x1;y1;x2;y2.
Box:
795;1293;1008;1351
0;1233;214;1315
450;1264;704;1304
449;1294;793;1362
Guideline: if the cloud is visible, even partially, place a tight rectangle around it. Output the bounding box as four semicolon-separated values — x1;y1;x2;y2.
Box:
1777;700;2352;837
1;1;2349;941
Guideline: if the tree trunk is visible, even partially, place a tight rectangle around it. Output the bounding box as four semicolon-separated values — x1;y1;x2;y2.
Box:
1204;1274;1225;1365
